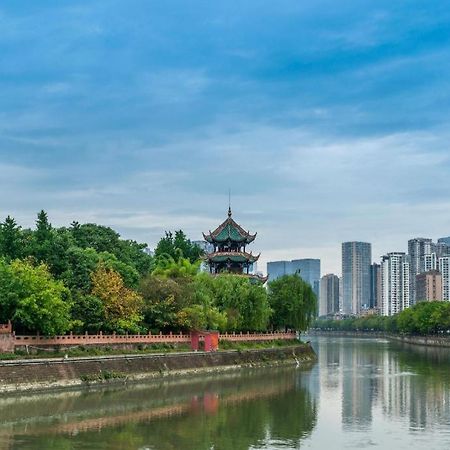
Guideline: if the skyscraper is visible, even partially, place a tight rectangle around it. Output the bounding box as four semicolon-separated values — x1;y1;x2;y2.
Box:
267;260;292;282
267;258;321;297
438;236;450;246
342;242;372;315
439;256;450;301
291;259;321;298
408;238;433;305
369;263;381;310
319;274;340;317
381;252;410;316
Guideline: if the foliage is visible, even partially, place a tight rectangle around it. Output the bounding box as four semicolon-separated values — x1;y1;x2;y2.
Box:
154;230;204;263
268;274;317;331
152;255;201;279
313;301;450;335
0;259;72;335
91;266;144;333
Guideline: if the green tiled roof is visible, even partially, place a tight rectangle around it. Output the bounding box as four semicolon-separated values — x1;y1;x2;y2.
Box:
203;209;256;244
207;251;260;263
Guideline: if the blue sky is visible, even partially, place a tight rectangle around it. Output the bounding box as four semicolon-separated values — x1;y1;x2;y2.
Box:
1;0;450;274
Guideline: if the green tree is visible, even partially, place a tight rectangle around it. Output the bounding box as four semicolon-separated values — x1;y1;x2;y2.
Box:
268;274;317;331
0;216;23;260
0;259;72;335
154;230;204;263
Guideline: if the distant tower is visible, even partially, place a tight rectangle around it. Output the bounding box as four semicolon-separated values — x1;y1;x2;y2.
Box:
319;274;339;317
202;207;268;283
381;252;410;316
408;238;433;305
342;242;372;315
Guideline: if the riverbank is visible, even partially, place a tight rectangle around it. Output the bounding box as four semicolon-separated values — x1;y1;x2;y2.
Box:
308;330;450;348
0;344;316;393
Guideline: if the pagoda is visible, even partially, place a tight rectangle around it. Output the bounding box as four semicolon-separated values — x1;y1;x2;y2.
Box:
202;207;268;283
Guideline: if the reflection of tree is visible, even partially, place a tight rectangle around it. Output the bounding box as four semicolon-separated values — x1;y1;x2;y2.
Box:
6;369;317;450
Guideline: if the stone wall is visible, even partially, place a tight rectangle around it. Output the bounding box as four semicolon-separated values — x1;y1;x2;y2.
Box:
0;344;315;393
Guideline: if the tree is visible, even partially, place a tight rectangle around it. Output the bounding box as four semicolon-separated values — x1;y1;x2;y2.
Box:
139;274;188;331
268;274;317;331
0;259;72;335
91;265;143;333
0;216;23;260
193;273;272;331
154;230;204;263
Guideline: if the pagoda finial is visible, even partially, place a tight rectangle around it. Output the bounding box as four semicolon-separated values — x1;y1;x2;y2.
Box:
228;188;232;217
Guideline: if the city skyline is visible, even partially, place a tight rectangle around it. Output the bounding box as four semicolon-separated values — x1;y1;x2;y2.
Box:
1;2;450;276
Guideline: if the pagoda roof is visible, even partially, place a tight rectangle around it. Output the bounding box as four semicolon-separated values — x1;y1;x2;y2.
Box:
203;208;256;244
206;251;260;264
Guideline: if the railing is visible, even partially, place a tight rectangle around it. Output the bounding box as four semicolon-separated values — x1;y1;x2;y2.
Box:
0;322;12;334
12;331;297;347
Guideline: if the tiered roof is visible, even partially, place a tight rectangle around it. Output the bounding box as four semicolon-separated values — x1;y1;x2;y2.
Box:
203;207;256;244
206;251;260;264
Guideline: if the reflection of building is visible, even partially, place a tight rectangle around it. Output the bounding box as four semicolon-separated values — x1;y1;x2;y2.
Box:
342;242;372;315
202;208;267;283
319;274;339;317
416;270;442;302
408;238;433;305
381;252;410;316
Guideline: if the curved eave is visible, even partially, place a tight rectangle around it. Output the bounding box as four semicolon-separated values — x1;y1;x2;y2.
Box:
206;251;260;263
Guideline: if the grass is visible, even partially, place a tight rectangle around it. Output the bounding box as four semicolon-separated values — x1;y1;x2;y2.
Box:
219;339;301;351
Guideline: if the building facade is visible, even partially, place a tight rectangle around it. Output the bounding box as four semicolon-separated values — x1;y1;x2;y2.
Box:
342;242;372;315
439;256;450;301
416;270;442;302
319;274;340;317
291;259;321;298
408;238;434;305
381;252;410;316
267;261;292;282
369;263;382;310
267;258;321;297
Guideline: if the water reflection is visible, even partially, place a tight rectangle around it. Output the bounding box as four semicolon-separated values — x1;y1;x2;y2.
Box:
311;337;450;434
0;367;317;450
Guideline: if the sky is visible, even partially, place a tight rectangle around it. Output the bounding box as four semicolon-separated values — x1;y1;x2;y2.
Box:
1;0;450;275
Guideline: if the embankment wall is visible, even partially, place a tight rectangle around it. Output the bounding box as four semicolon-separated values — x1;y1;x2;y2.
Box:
0;344;315;393
308;330;450;348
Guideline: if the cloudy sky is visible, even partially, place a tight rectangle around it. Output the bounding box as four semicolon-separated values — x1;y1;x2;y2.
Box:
1;1;450;275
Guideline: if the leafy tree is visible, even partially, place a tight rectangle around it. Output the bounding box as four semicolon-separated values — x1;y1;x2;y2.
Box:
0;259;72;335
152;255;200;279
154;230;204;263
268;274;317;331
91;265;143;333
71;293;105;333
0;216;23;260
193;274;272;331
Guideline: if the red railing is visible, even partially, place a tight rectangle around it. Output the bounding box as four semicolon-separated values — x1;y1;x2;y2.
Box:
12;331;297;347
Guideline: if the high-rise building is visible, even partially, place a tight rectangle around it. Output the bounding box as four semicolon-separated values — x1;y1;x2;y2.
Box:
436;241;450;258
342;242;372;315
416;270;442;302
291;259;321;298
423;253;438;272
369;263;381;310
439;256;450;301
408;238;434;305
267;258;321;297
267;261;292;282
319;274;340;317
381;252;410;316
438;237;450;246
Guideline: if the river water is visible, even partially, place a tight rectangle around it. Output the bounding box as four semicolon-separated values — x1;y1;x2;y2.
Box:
1;336;450;449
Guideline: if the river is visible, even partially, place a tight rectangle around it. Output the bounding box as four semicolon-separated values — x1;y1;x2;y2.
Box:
1;336;450;449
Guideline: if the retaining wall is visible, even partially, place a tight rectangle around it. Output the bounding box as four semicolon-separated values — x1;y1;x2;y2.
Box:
0;344;315;393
